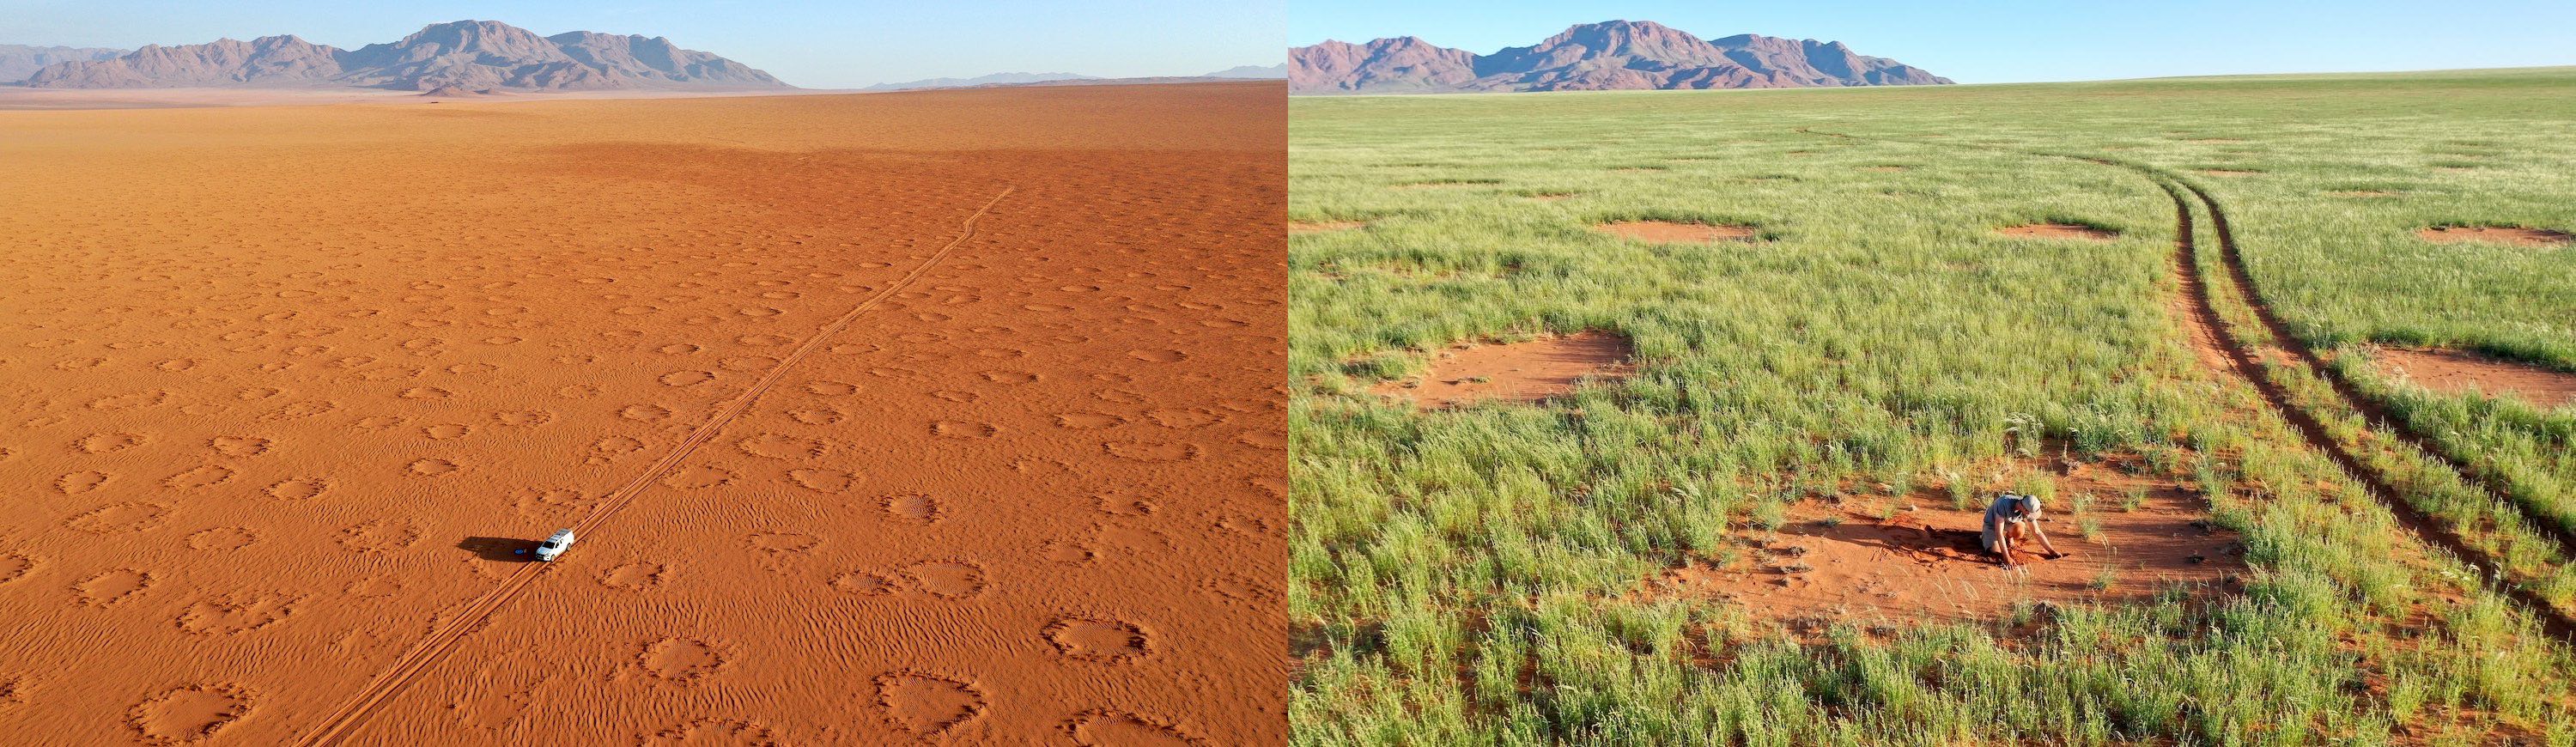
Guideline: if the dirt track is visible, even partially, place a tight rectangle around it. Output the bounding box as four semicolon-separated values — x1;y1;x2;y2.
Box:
2175;179;2576;556
0;82;1285;744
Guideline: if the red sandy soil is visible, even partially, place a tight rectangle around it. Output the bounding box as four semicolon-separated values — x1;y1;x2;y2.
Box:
2415;226;2573;246
1996;223;2118;241
1370;331;1635;409
1643;457;2243;627
1288;221;1365;234
1595;221;1757;244
2373;348;2576;409
0;82;1284;744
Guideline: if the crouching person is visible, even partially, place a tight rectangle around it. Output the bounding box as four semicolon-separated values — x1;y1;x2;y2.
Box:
1983;493;2064;568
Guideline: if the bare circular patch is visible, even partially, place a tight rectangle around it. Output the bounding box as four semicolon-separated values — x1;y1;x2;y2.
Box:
1065;709;1206;746
2373;347;2575;408
638;637;726;684
2415;226;2572;247
903;561;988;598
1370;330;1637;409
875;671;986;736
128;684;252;744
1595;220;1756;244
1044;616;1151;663
1640;456;2243;629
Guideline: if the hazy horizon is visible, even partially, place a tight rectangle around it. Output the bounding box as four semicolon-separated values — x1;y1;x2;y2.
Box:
0;0;1286;88
1290;0;2576;84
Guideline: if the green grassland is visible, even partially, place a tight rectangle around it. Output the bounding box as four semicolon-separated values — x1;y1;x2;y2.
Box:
1290;68;2576;744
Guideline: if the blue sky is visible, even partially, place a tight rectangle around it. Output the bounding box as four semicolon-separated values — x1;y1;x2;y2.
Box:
1292;0;2576;83
0;1;1286;88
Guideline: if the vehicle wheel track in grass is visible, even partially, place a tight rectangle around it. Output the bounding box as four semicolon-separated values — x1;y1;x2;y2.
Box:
293;187;1017;746
2142;175;2575;641
2177;179;2576;553
1801;128;2574;641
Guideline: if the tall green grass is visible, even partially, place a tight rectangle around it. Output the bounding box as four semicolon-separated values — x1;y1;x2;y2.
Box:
1291;69;2576;744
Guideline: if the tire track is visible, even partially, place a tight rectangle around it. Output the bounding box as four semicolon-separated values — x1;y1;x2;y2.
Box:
2177;180;2576;553
2143;176;2574;641
1802;128;2573;640
294;187;1016;746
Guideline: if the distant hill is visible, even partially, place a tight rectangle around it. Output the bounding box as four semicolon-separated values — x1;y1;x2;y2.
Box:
0;44;126;82
18;20;788;90
1291;20;1950;94
1204;64;1287;79
864;72;1099;92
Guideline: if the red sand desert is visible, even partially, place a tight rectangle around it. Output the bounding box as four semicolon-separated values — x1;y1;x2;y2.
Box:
0;82;1285;744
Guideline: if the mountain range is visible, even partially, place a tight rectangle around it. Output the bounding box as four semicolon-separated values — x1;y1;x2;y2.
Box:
13;20;787;91
0;45;125;82
1204;64;1290;79
1290;20;1950;94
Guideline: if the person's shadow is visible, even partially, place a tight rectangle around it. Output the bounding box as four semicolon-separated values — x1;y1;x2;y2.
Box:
459;536;538;562
1831;521;1989;561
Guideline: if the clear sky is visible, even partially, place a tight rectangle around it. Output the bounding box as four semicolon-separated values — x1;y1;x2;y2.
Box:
1291;0;2576;83
0;0;1286;88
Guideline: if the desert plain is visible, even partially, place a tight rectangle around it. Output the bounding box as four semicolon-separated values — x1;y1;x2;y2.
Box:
0;81;1285;744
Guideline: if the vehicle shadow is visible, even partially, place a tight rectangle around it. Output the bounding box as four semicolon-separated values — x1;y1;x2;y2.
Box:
459;536;538;562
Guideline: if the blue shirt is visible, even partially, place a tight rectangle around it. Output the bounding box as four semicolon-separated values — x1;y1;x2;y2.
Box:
1982;495;2037;549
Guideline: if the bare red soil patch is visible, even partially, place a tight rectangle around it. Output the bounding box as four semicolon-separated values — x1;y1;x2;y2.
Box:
1371;331;1635;409
1642;455;2243;628
1595;220;1756;244
2415;226;2573;247
1289;221;1366;234
2373;348;2576;409
1996;223;2118;241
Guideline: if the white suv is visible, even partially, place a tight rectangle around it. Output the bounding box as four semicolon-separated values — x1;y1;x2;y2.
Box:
534;528;576;562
